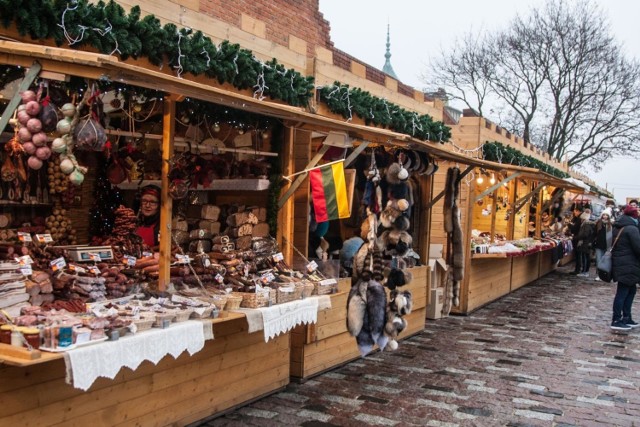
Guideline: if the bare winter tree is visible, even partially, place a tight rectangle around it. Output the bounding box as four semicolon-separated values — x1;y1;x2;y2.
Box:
424;0;640;169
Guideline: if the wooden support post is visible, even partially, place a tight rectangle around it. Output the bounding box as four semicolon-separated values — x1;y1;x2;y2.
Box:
490;189;498;243
158;96;176;291
535;187;544;238
0;61;41;133
507;179;518;240
278;127;295;265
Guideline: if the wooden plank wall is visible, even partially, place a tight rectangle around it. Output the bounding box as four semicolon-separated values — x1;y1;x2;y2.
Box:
463;258;512;313
538;249;556;277
291;267;427;380
0;317;290;427
511;254;540;291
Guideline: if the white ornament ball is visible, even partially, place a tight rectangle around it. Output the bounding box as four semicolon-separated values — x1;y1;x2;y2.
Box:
56;118;71;134
61;103;76;118
69;169;85;186
51;138;67;154
59;158;75;175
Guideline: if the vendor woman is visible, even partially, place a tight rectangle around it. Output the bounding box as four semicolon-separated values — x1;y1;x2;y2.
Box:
135;185;161;247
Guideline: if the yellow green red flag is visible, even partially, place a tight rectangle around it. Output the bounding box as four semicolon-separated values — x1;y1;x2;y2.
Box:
309;161;350;223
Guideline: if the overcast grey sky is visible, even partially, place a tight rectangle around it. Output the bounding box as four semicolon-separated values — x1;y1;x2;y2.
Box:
319;0;640;203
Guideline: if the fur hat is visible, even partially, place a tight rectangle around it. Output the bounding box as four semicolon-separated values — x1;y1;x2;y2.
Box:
379;229;413;256
386;162;409;184
601;208;612;219
380;203;410;231
580;212;591;221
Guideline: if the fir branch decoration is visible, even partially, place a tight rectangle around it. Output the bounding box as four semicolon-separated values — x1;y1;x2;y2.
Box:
482;141;569;179
0;0;313;107
318;82;451;142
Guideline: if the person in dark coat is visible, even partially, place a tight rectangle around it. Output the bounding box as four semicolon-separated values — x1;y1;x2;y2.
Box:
593;208;614;281
569;206;584;274
575;211;596;277
610;205;640;331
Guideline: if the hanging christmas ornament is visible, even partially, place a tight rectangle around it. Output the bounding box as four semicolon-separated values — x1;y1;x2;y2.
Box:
57;118;72;134
212;122;221;133
61;103;76;118
132;103;143;113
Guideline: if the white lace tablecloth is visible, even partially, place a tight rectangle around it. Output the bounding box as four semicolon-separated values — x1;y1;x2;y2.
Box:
234;295;332;342
63;320;210;391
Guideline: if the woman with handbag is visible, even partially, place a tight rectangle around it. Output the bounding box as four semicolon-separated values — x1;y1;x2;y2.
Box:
594;209;614;281
610;205;640;331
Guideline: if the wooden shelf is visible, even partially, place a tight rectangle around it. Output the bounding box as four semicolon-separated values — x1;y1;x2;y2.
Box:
116;179;270;191
0;201;52;207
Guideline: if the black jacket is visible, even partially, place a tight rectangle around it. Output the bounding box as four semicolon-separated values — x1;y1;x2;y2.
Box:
576;219;595;252
569;215;582;241
611;215;640;285
593;220;612;251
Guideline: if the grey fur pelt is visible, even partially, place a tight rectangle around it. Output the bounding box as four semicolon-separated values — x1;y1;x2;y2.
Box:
347;279;368;337
452;204;464;282
354;280;388;356
443;167;460;233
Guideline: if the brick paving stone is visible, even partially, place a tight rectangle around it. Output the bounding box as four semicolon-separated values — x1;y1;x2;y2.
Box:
192;268;640;426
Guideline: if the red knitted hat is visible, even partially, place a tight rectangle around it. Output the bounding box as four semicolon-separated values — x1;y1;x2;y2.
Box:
624;205;638;218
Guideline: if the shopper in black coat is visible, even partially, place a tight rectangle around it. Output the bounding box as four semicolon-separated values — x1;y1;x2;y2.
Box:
610;205;640;330
569;206;584;274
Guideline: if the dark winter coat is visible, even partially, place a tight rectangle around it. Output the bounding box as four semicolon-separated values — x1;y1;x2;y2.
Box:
575;219;595;253
593;220;613;251
569;215;582;244
611;214;640;286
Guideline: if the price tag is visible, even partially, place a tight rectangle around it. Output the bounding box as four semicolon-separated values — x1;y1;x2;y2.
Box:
131;306;141;317
87;265;101;275
215;273;224;284
272;252;284;262
176;254;190;264
50;257;67;272
306;260;318;273
260;271;275;284
20;265;32;276
69;264;87;274
123;255;137;266
319;278;337;286
142;251;153;258
17;232;32;242
36;234;54;243
225;287;233;294
16;255;34;266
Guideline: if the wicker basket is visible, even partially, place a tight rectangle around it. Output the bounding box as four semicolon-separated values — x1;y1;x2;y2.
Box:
225;294;243;310
190;306;214;319
277;284;302;304
173;308;193;322
209;294;228;311
301;281;315;299
130;314;156;332
153;312;176;327
236;291;268;309
313;279;337;296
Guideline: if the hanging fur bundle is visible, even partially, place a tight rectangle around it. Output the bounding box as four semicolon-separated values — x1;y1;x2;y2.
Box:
443;167;460;233
452;204;464;283
382;289;413;351
346;279;388;356
442;269;454;316
383;266;413;290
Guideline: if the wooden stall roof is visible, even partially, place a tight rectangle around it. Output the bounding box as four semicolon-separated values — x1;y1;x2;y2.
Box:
515;170;586;194
0;41;580;184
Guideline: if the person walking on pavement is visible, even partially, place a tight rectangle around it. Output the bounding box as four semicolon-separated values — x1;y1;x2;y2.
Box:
569;206;584;274
593;208;614;281
576;210;596;277
610;205;640;331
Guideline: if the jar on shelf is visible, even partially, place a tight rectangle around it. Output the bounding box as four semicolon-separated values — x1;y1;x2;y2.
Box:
22;328;41;350
0;324;13;344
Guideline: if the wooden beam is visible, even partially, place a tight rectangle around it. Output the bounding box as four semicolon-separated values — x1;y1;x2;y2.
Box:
475;172;522;202
424;165;473;211
0;61;41;133
158;96;176;291
515;182;547;212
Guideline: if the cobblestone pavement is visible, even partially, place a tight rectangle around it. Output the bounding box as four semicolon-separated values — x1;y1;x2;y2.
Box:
197;267;640;427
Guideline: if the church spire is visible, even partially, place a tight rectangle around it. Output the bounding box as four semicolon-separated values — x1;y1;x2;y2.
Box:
382;23;398;80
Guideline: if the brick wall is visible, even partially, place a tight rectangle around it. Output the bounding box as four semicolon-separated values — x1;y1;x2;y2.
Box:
199;0;333;57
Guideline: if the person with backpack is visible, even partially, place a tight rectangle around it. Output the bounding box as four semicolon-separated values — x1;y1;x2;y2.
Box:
610;205;640;331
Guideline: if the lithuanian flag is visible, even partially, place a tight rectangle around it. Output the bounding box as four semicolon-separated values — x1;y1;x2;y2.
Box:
309;161;350;223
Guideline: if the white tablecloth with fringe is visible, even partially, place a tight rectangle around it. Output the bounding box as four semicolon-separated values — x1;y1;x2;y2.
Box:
234;295;332;342
63;320;212;391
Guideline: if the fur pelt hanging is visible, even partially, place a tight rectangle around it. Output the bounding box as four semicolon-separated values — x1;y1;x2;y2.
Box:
451;204;464;306
443;167;461;233
346;279;388;356
442;269;454;316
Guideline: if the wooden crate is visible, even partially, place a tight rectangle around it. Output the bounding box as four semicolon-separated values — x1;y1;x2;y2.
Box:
0;314;290;427
511;253;541;291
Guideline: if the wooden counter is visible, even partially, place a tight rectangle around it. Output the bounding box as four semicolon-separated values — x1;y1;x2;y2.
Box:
0;313;290;427
511;253;541;291
291;266;428;381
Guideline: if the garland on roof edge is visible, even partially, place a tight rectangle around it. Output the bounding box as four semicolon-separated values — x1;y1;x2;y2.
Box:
0;0;314;107
318;82;451;143
482;142;569;179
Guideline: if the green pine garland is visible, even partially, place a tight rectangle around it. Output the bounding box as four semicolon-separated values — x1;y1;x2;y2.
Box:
482;142;569;179
0;0;314;107
318;82;451;143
